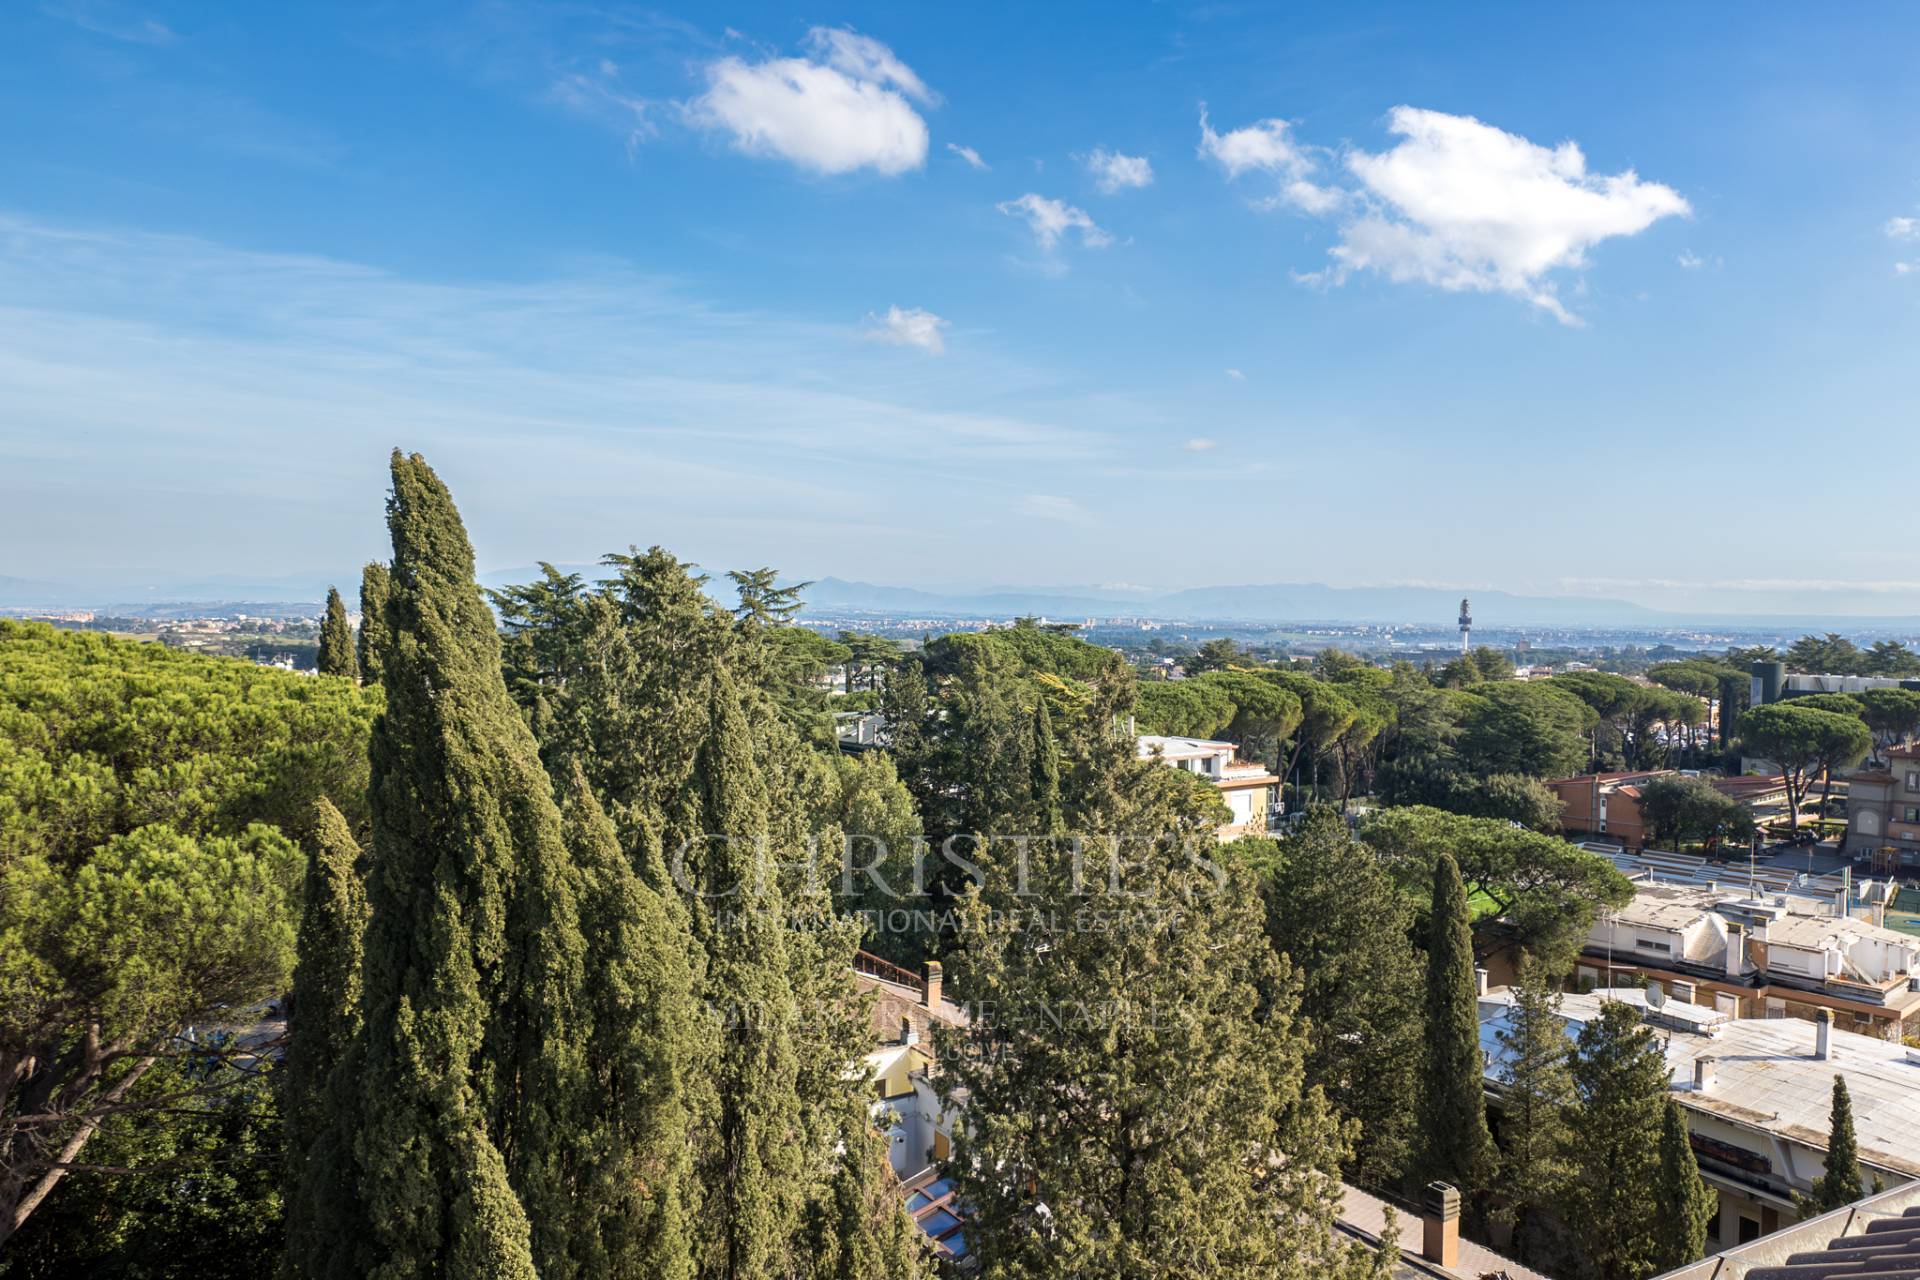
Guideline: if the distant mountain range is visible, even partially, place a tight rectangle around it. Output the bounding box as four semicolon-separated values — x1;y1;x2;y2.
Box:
4;569;1917;632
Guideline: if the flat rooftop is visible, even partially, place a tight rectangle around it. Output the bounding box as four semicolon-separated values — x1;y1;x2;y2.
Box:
1481;987;1920;1179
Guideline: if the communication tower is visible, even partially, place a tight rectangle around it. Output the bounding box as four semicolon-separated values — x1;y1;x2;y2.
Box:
1458;598;1472;654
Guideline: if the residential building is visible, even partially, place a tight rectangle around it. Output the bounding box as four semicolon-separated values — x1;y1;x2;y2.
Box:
1135;734;1281;838
1844;744;1920;864
1652;1179;1920;1278
1547;771;1788;850
1338;1182;1544;1279
849;951;975;1265
1481;986;1920;1255
1576;881;1920;1040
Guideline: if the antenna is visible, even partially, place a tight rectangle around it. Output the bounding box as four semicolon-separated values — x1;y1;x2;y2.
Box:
1458;597;1472;655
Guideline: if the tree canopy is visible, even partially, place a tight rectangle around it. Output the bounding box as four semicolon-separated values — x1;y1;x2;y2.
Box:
0;621;376;1249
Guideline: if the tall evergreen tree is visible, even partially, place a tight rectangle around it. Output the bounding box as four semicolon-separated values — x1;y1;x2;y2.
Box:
282;798;367;1214
317;586;359;680
1652;1097;1716;1272
1806;1074;1865;1213
358;562;391;685
1489;962;1574;1265
1252;809;1422;1184
332;451;588;1279
941;751;1393;1280
1028;697;1062;833
1419;852;1493;1200
557;761;702;1280
684;669;808;1280
1566;1001;1670;1280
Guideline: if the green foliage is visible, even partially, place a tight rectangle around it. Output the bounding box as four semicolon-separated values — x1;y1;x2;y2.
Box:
1653;1097;1716;1272
1805;1075;1864;1214
1377;762;1564;830
358;562;391;685
939;753;1392;1280
281;798;365;1223
1636;775;1754;850
1418;853;1493;1200
326;451;590;1279
1360;806;1634;969
0;621;373;1247
558;763;701;1280
316;587;358;680
1454;682;1593;779
1860;688;1920;757
1490;965;1574;1266
0;1059;284;1279
1566;1002;1671;1280
1740;702;1873;823
1250;810;1422;1184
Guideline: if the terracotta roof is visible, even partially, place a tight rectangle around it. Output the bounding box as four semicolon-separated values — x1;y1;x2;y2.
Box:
852;953;969;1050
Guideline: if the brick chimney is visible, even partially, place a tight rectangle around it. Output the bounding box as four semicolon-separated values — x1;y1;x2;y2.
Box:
1422;1182;1460;1270
922;960;943;1010
1815;1007;1833;1060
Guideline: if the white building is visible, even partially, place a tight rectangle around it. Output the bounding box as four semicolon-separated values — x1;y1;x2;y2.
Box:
1577;881;1920;1039
1481;986;1920;1251
1135;734;1281;839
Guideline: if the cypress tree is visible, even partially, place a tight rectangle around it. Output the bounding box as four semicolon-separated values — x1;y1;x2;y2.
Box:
283;798;366;1186
1489;961;1574;1264
1419;851;1493;1199
1257;808;1422;1185
1652;1096;1716;1271
556;761;702;1280
358;562;391;685
1807;1075;1864;1212
317;586;358;680
685;669;808;1280
1566;1001;1670;1280
283;798;368;1277
341;451;587;1280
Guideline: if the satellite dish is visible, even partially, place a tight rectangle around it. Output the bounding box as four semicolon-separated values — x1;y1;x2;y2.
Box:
1647;981;1667;1010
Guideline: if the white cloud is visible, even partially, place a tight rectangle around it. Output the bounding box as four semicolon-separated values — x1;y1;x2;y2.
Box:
43;1;174;44
997;194;1112;252
1223;368;1245;380
864;305;948;353
805;28;937;106
1677;250;1703;269
1018;493;1092;524
1897;262;1914;277
1886;216;1918;240
1085;148;1153;193
947;142;987;170
1259;106;1689;324
1198;108;1341;213
1184;437;1218;451
689;28;932;175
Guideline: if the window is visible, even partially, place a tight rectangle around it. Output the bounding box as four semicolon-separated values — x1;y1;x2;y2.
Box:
1904;806;1920;824
1738;1216;1761;1244
1636;937;1672;953
1907;771;1920;794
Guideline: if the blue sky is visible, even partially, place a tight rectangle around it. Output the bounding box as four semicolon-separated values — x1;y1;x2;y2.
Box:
4;2;1919;613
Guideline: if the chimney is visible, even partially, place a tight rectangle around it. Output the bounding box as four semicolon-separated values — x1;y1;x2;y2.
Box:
1815;1008;1833;1061
1724;922;1744;978
1422;1183;1461;1269
1474;966;1490;997
922;960;943;1011
1693;1056;1717;1092
1671;979;1697;1006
